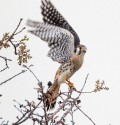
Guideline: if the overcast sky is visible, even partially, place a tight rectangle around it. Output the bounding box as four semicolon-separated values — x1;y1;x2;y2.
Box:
0;0;120;125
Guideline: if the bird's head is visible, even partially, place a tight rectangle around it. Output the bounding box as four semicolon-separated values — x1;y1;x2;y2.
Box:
75;44;87;55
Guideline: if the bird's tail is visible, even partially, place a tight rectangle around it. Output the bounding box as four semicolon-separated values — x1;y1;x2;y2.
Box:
45;81;60;110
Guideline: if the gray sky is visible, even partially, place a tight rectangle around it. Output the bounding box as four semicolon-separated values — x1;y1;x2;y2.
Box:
0;0;120;124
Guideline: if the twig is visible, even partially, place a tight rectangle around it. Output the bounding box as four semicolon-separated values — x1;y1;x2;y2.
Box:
13;101;42;125
77;90;94;94
0;56;12;72
9;40;17;55
75;105;96;125
49;98;70;121
0;120;9;125
0;19;26;71
70;102;75;125
14;27;26;35
48;90;73;121
79;73;89;97
5;19;23;42
0;70;27;86
23;65;48;125
0;19;23;50
59;90;94;96
56;102;74;125
23;65;40;83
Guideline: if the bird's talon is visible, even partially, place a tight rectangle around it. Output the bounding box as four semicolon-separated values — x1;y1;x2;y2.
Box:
66;80;77;91
70;86;77;91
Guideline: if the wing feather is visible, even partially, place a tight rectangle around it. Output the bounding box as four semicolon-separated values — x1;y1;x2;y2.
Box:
41;0;80;48
26;19;74;63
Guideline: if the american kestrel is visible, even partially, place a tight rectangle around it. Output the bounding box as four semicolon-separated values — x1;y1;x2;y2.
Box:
26;0;87;110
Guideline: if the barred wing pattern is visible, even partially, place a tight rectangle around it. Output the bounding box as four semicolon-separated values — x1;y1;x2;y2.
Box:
41;0;80;48
26;19;74;63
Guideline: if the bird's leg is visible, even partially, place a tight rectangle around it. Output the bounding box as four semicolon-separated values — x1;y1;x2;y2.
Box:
66;79;77;91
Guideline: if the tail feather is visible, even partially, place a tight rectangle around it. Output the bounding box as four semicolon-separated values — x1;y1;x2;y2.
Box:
45;82;60;110
45;91;57;110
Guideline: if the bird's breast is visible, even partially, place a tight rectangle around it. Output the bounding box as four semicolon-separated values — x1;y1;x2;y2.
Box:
71;55;84;72
57;69;71;84
54;55;84;85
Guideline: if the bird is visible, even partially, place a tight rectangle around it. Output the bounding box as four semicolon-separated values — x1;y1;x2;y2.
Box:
26;0;87;110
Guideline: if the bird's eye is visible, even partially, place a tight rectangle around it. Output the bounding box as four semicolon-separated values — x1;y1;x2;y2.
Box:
74;49;77;53
83;50;86;53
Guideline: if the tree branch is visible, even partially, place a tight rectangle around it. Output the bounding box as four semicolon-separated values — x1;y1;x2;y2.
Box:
23;65;48;125
13;100;42;125
75;105;96;125
0;70;27;86
0;56;12;72
0;19;23;50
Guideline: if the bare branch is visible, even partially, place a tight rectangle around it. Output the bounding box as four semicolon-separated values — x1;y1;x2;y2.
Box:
70;102;75;125
23;65;48;125
56;102;74;125
78;73;89;97
75;105;96;125
9;40;18;55
14;27;26;35
48;97;70;121
0;70;27;86
9;72;108;125
0;120;9;125
0;56;12;72
0;19;30;71
13;100;42;125
0;19;23;50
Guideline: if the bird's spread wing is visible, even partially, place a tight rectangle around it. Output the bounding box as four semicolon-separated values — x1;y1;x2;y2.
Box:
41;0;80;48
26;19;74;63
